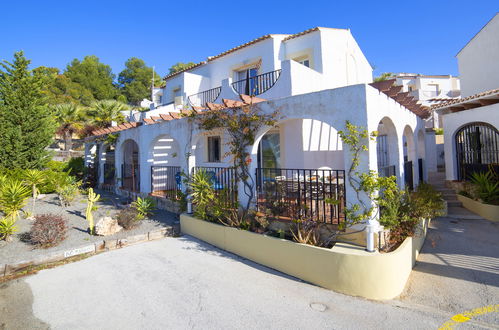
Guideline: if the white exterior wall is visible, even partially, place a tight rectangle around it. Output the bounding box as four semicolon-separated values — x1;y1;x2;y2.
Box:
442;104;499;181
457;14;499;97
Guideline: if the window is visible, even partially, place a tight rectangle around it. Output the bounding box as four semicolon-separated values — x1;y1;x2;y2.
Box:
207;136;221;162
235;68;259;95
298;59;310;68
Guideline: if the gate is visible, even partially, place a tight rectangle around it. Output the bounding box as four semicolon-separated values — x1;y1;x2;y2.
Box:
455;122;499;180
404;161;413;190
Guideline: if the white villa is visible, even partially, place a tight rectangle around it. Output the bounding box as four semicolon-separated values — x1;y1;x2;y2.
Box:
85;27;433;229
433;13;499;182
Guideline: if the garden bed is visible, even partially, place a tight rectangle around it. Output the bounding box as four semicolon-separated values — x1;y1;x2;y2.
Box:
180;214;429;300
457;195;499;222
0;190;178;265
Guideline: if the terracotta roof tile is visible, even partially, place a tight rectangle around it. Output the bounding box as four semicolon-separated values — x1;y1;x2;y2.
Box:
431;88;499;110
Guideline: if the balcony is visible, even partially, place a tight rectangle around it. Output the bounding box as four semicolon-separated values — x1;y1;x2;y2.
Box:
187;86;222;107
231;69;282;96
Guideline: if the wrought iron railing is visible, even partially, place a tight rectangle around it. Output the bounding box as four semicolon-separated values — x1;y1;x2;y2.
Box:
255;168;346;224
232;69;281;96
192;166;238;206
103;163;115;185
150;166;182;200
187;87;222;107
121;164;140;192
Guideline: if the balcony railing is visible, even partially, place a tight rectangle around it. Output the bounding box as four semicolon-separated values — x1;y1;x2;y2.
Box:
232;69;281;96
188;87;222;107
255;168;346;224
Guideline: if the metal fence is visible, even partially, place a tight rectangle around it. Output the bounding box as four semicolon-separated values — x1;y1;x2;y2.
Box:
232;69;281;96
378;165;396;178
255;168;346;224
150;166;182;200
192;166;238;206
121;164;140;191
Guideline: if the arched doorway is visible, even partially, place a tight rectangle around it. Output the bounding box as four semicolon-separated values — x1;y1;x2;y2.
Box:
149;135;182;199
376;117;399;178
122;139;139;191
455;122;499;180
253;118;346;224
403;125;416;190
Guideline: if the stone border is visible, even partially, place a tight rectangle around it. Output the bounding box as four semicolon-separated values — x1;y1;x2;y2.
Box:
181;214;429;300
0;226;175;278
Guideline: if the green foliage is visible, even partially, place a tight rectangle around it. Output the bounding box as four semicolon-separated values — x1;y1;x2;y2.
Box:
290;218;324;247
373;72;393;82
24;169;45;212
88;99;127;128
0;216;18;241
56;178;82;207
410;183;445;219
0;51;57;169
0;179;31;219
64;55;117;101
168;62;196;75
131;197;156;220
85;188;100;235
470;171;499;205
434;128;444;135
52;103;85;151
187;169;216;220
118;57;165;105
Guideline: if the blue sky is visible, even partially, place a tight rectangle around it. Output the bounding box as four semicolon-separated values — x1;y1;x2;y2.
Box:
1;0;497;78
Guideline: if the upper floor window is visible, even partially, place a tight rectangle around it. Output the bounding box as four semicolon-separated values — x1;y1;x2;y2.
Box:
207;136;221;163
293;56;310;68
235;68;258;81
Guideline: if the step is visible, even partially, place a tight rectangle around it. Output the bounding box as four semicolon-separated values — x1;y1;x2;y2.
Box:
447;206;483;220
447;200;463;207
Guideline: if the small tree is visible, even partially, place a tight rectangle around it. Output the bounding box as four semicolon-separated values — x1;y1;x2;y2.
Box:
24;169;45;213
53;103;85;151
0;51;56;169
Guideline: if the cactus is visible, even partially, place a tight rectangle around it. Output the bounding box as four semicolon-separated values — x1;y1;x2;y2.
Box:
85;188;100;235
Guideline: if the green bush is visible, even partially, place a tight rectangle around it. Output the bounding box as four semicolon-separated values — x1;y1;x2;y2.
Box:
0;217;18;241
0;179;31;219
131;197;156;220
470;171;499;205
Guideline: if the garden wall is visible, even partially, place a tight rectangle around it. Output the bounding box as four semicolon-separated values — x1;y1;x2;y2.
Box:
180;214;429;300
457;195;499;222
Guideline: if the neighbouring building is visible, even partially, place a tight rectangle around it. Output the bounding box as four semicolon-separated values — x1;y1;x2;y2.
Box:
85;27;433;233
433;13;499;182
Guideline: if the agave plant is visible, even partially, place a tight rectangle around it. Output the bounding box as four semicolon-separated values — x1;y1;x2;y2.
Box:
0;179;31;220
470;171;499;205
0;216;18;241
131;197;156;220
24;169;45;213
187;169;216;220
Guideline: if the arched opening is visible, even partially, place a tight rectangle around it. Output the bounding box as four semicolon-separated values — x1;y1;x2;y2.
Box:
121;139;140;191
103;144;115;186
253;118;346;224
403;125;416;190
417;130;426;183
149;135;182;199
455;122;499;180
376;117;399;178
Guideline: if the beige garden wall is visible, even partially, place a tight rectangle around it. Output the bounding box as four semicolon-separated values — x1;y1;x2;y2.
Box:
180;214;429;300
457;195;499;222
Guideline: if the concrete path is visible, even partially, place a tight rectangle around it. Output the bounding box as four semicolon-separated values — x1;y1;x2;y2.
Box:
1;217;498;329
400;215;499;326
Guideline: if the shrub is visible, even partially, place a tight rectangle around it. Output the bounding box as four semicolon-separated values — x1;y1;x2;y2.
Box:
0;179;31;219
0;217;18;241
290;218;325;247
56;178;82;207
470;171;499;205
116;207;140;230
66;157;85;180
30;214;68;248
187;169;216;220
131;197;156;220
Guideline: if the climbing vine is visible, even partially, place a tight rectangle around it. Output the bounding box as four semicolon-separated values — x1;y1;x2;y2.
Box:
183;101;280;216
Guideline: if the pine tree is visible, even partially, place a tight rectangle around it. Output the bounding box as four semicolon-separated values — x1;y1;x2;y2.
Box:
0;51;56;169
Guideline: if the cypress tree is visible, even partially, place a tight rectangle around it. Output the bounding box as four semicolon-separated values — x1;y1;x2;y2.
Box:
0;51;56;169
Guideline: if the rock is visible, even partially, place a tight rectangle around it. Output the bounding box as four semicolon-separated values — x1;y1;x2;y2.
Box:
36;194;46;200
95;217;122;236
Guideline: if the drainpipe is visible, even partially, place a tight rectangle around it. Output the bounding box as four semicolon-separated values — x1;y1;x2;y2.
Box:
365;219;383;253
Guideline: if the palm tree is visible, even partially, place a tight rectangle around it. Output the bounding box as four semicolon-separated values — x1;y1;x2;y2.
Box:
89;100;127;128
53;103;85;151
24;169;45;213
